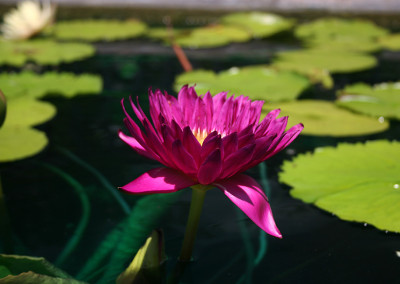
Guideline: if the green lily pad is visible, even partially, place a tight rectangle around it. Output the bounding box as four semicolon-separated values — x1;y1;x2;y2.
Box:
175;25;251;48
0;40;95;66
220;12;295;38
378;34;400;51
0;126;48;162
279;140;400;233
262;100;389;136
0;254;85;283
295;18;388;41
174;66;310;102
146;27;189;44
273;49;377;74
6;99;56;127
302;37;382;53
336;82;400;120
0;72;102;100
0;90;6;128
53;19;147;42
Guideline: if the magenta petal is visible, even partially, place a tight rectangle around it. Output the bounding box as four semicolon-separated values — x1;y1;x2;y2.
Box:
198;149;222;184
118;130;157;160
172;140;198;174
214;174;282;238
120;167;196;194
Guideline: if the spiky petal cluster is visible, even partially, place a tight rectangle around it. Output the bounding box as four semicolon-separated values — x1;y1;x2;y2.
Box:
119;86;303;238
1;0;56;40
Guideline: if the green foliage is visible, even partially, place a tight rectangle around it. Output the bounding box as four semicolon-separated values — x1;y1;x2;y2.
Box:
280;140;400;233
220;12;295;38
337;82;400;120
273;49;377;74
52;20;147;42
0;40;95;66
0;72;102;100
0;254;85;283
174;66;310;102
116;230;165;284
175;25;251;48
378;34;400;51
262;100;389;136
0;72;102;162
295;18;388;41
77;192;181;283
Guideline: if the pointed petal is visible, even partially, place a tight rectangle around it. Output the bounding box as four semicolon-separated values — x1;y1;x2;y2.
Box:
214;174;282;238
221;143;255;178
182;126;202;165
118;130;157;160
198;149;222;184
172;140;198;174
120;167;196;194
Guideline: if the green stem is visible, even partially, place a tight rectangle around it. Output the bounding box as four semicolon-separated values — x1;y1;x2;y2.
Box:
56;146;130;216
35;162;91;266
179;185;209;262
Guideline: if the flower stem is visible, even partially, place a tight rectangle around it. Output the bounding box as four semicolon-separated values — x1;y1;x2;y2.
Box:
179;185;209;262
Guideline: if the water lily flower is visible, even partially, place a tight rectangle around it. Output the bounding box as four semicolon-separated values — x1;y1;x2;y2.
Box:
119;85;303;237
1;0;56;40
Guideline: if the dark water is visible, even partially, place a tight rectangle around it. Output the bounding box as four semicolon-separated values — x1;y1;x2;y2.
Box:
1;12;400;283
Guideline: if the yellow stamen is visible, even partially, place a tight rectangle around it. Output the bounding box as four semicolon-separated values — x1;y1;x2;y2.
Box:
192;128;208;145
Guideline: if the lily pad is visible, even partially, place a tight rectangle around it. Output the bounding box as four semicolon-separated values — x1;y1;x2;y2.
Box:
53;19;147;42
6;99;56;127
220;12;295;38
174;66;310;102
279;140;400;233
0;125;48;162
272;49;377;74
378;34;400;51
302;37;382;53
336;82;400;120
175;25;251;48
295;18;388;41
0;254;85;283
146;27;189;44
0;72;102;99
0;40;95;66
261;100;389;136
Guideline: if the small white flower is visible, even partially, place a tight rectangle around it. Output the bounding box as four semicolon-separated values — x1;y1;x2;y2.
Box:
1;0;56;40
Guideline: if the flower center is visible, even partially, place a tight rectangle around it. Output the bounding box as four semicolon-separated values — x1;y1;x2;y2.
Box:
192;128;208;145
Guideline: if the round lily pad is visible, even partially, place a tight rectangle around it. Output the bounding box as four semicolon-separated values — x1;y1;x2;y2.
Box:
220;12;295;38
175;25;251;48
262;100;389;136
0;72;102;99
6;99;56;127
0;125;48;162
272;49;378;74
174;66;310;102
52;19;147;42
337;82;400;120
295;18;388;41
0;40;95;66
378;34;400;51
279;140;400;233
302;37;382;53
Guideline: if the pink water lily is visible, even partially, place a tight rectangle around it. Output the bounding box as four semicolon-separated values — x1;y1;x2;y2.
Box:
119;86;303;238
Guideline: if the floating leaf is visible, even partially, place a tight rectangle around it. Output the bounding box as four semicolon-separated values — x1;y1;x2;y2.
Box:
280;140;400;233
53;20;147;42
0;126;48;162
378;34;400;51
6;99;56;127
0;90;6;128
174;66;310;102
273;49;377;74
302;37;382;53
175;25;251;48
0;254;72;278
337;82;400;120
0;40;95;66
146;27;189;44
262;100;389;136
116;230;166;284
295;18;388;41
0;72;102;99
220;12;294;38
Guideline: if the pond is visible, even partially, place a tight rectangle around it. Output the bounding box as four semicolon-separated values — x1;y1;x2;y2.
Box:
0;4;400;284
